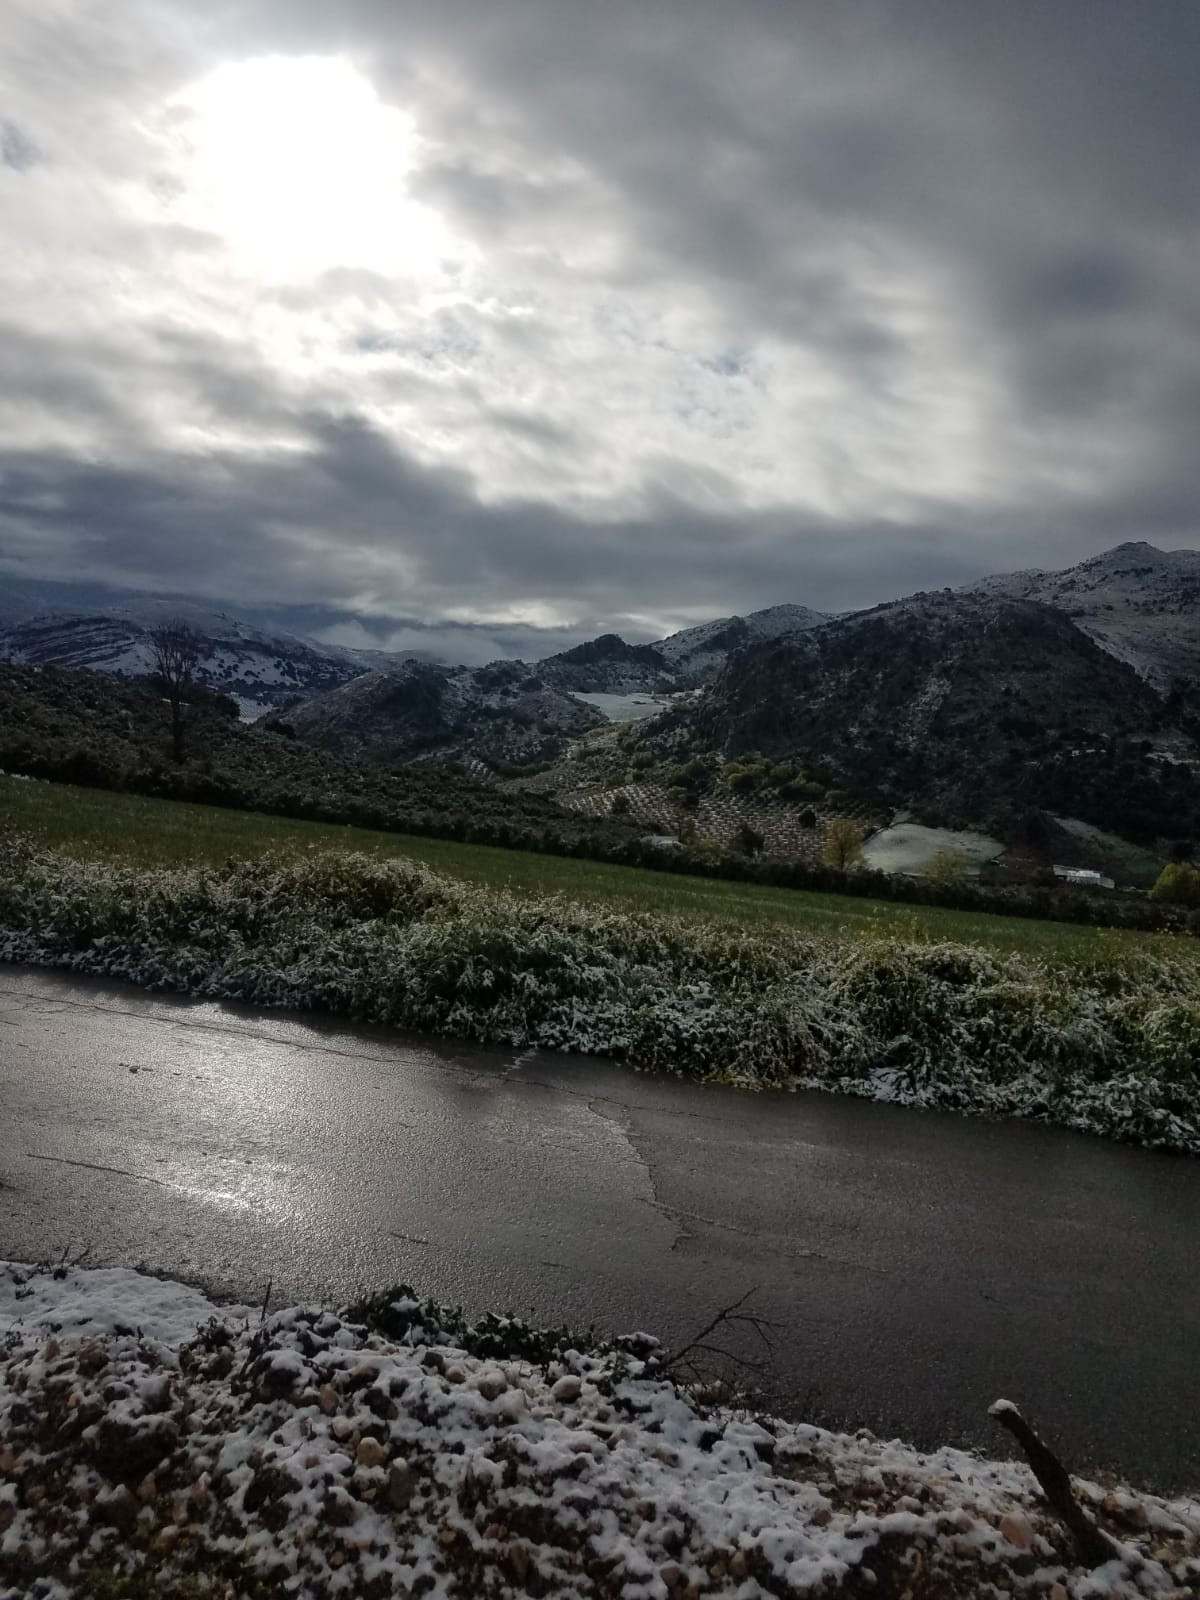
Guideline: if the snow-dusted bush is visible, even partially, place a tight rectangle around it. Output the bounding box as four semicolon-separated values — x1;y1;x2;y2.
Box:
1;840;1197;1153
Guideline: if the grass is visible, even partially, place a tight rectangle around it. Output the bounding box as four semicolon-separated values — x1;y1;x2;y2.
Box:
1;773;1192;963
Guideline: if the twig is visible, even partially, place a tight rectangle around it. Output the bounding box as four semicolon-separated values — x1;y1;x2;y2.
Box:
988;1399;1121;1568
234;1278;274;1390
661;1289;777;1381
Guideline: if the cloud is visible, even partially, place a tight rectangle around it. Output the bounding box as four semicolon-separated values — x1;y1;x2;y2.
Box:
1;0;1198;644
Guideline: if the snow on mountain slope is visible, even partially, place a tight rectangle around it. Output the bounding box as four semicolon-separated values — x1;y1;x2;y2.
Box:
654;602;832;681
534;633;671;694
0;607;368;714
280;656;605;766
967;540;1200;691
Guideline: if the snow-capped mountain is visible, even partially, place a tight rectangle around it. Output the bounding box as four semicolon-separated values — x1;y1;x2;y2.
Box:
0;604;371;717
275;657;605;767
967;541;1200;692
643;587;1200;843
653;603;832;682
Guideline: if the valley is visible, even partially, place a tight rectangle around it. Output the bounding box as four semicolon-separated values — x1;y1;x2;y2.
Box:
4;541;1199;891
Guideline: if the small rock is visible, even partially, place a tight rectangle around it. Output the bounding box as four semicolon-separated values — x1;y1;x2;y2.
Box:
999;1511;1034;1551
508;1543;530;1582
440;1526;459;1548
98;1485;140;1536
660;1562;685;1590
318;1384;338;1414
476;1369;508;1401
552;1375;582;1403
388;1463;416;1511
137;1472;158;1505
329;1550;345;1568
330;1415;355;1442
729;1549;749;1580
810;1504;832;1528
355;1436;386;1469
1049;1586;1068;1600
445;1365;467;1385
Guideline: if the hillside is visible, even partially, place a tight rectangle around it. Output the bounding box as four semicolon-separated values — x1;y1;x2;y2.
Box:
968;540;1200;692
534;633;670;693
274;657;605;768
0;663;648;857
0;605;370;716
653;602;832;682
640;591;1200;843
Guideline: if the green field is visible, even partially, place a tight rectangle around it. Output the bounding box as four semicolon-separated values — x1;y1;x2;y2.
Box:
0;773;1190;962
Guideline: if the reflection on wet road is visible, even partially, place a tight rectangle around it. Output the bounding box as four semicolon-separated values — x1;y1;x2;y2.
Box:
1;965;1197;1488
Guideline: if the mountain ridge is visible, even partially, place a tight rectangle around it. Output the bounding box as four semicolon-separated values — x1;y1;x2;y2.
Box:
965;539;1200;691
639;587;1200;843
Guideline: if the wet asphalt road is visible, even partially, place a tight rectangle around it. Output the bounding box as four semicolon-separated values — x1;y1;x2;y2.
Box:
0;964;1197;1489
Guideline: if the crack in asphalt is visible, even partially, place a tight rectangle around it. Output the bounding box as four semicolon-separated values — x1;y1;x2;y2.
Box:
649;1200;899;1278
24;1153;175;1189
583;1095;696;1252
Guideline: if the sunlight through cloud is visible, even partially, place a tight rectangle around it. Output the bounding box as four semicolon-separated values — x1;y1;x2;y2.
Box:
170;54;466;280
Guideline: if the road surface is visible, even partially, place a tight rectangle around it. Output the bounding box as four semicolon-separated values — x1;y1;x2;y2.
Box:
1;965;1197;1488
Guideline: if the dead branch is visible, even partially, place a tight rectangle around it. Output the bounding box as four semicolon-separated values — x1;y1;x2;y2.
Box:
661;1288;777;1384
988;1399;1121;1568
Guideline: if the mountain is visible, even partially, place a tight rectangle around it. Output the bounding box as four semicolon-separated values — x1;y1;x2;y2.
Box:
0;605;370;717
641;589;1200;843
528;605;832;698
274;658;605;768
534;634;671;694
652;603;832;682
967;541;1200;692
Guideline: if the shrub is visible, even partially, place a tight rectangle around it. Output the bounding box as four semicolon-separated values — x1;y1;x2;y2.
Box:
1150;862;1200;906
2;840;1198;1154
924;850;971;885
823;818;865;870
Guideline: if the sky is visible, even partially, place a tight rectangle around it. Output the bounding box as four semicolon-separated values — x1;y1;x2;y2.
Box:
2;0;1199;656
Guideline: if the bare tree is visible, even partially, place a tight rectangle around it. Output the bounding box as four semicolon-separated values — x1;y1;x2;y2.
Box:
149;618;203;762
822;817;865;870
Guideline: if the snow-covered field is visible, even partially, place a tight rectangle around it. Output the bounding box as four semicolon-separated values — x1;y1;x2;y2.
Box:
2;1262;1196;1600
231;695;270;723
862;822;1005;876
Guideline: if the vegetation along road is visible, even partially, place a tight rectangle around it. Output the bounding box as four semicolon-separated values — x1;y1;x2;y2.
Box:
2;965;1197;1492
4;774;1192;961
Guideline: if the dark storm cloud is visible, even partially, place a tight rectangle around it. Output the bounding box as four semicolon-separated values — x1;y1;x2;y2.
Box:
1;120;38;171
0;409;1000;635
2;0;1199;637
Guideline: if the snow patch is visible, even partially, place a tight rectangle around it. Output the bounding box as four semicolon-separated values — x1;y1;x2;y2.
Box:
862;822;1004;876
1;1262;1196;1600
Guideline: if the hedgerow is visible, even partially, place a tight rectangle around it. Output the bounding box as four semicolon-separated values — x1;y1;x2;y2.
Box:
1;840;1197;1153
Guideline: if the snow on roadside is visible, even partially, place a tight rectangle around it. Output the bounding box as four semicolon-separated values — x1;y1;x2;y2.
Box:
1;1263;1197;1600
0;1263;254;1345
